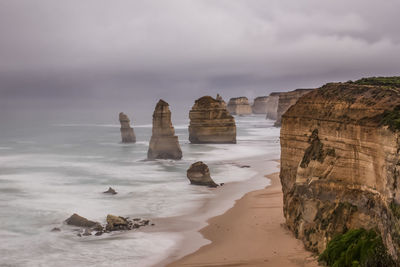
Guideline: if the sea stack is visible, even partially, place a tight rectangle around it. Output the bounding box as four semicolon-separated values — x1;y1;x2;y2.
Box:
189;96;236;144
274;89;313;126
147;100;182;160
279;77;400;261
251;96;269;114
226;97;252;115
265;92;281;120
216;94;227;108
119;112;136;143
187;161;218;187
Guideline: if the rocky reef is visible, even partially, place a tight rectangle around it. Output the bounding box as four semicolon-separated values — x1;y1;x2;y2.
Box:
119;112;136;143
279;78;400;262
265;92;281;120
148;100;182;160
189;96;236;144
275;89;313;126
227;97;252;115
187;161;218;187
251;96;269;114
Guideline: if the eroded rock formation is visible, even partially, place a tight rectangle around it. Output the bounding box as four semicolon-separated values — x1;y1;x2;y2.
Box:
251;96;269;114
119;112;136;143
65;213;100;228
275;89;314;126
189;96;236;144
187;161;218;187
227;97;252;115
148;100;182;160
265;92;281;120
280;80;400;261
216;94;227;108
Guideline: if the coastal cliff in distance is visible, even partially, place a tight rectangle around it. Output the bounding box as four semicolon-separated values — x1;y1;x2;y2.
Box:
189;96;236;144
147;100;182;160
280;77;400;264
227;97;252;115
275;89;313;126
252;96;269;114
119;112;136;143
265;92;281;120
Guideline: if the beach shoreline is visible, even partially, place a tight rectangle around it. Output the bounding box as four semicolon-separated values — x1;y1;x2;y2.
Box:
157;158;319;267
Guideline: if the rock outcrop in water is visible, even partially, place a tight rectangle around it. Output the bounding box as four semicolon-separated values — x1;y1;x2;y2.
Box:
189;96;236;144
227;97;252;115
119;112;136;143
148;100;182;160
65;213;100;228
275;89;313;126
265;92;281;120
187;161;218;187
251;96;269;114
216;94;227;108
280;78;400;262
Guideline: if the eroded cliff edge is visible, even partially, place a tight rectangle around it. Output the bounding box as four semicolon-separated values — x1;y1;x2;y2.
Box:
280;80;400;261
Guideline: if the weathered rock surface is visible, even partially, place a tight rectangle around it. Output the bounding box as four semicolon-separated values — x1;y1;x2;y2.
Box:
65;213;100;228
251;96;269;114
103;187;117;195
265;92;281;120
227;97;252;115
280;80;400;261
275;89;314;126
216;94;227;108
189;96;236;144
187;161;218;187
119;112;136;143
147;100;182;160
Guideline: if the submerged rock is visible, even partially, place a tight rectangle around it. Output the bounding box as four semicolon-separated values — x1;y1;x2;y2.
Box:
51;227;61;232
189;96;236;144
103;187;117;195
65;213;100;228
187;161;218;187
119;112;136;143
106;214;129;231
227;97;252;115
147;100;182;160
251;96;269;114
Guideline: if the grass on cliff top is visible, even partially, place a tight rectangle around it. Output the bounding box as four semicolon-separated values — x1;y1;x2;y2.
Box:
319;228;394;267
349;76;400;88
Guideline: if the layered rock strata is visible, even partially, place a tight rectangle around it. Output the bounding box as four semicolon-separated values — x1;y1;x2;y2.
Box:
251;96;269;114
216;94;227;108
227;97;252;115
280;81;400;261
119;112;136;143
187;161;218;187
148;100;182;160
275;89;314;126
189;96;236;144
265;92;281;120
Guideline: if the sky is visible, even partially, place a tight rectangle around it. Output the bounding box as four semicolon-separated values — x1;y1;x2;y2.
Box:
1;0;400;123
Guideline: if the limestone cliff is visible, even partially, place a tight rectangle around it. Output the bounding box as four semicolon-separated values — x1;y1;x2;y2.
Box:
119;112;136;143
265;92;281;120
227;97;252;115
275;89;314;126
189;96;236;144
251;96;269;114
147;100;182;160
280;80;400;261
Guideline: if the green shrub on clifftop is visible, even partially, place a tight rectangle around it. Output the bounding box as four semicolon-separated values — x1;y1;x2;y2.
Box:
319;228;394;267
353;76;400;88
381;105;400;131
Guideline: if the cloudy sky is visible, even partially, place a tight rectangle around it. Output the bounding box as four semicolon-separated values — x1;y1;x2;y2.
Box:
1;0;400;122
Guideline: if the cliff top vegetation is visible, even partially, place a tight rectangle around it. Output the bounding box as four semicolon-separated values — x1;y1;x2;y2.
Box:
350;76;400;88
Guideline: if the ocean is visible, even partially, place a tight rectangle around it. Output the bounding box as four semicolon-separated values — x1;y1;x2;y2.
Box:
0;114;280;266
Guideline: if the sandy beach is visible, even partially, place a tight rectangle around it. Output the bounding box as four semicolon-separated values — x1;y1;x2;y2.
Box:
165;161;319;267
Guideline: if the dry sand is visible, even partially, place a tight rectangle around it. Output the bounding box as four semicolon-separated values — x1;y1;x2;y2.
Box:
167;171;319;267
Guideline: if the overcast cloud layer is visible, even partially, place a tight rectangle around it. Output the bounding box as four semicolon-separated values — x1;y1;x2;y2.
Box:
1;0;400;122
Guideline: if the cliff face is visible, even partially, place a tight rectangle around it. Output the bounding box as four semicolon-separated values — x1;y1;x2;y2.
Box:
147;100;182;160
275;89;314;126
189;96;236;144
119;112;136;143
280;82;400;260
265;92;281;120
227;97;252;115
251;96;269;114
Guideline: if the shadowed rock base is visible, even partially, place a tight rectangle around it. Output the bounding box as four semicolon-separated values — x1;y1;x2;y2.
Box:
187;161;218;187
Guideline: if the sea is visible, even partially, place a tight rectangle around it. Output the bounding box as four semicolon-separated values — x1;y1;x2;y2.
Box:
0;114;280;266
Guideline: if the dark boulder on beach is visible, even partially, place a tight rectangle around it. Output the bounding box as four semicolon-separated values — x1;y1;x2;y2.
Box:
65;213;100;228
187;161;218;187
103;187;117;195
